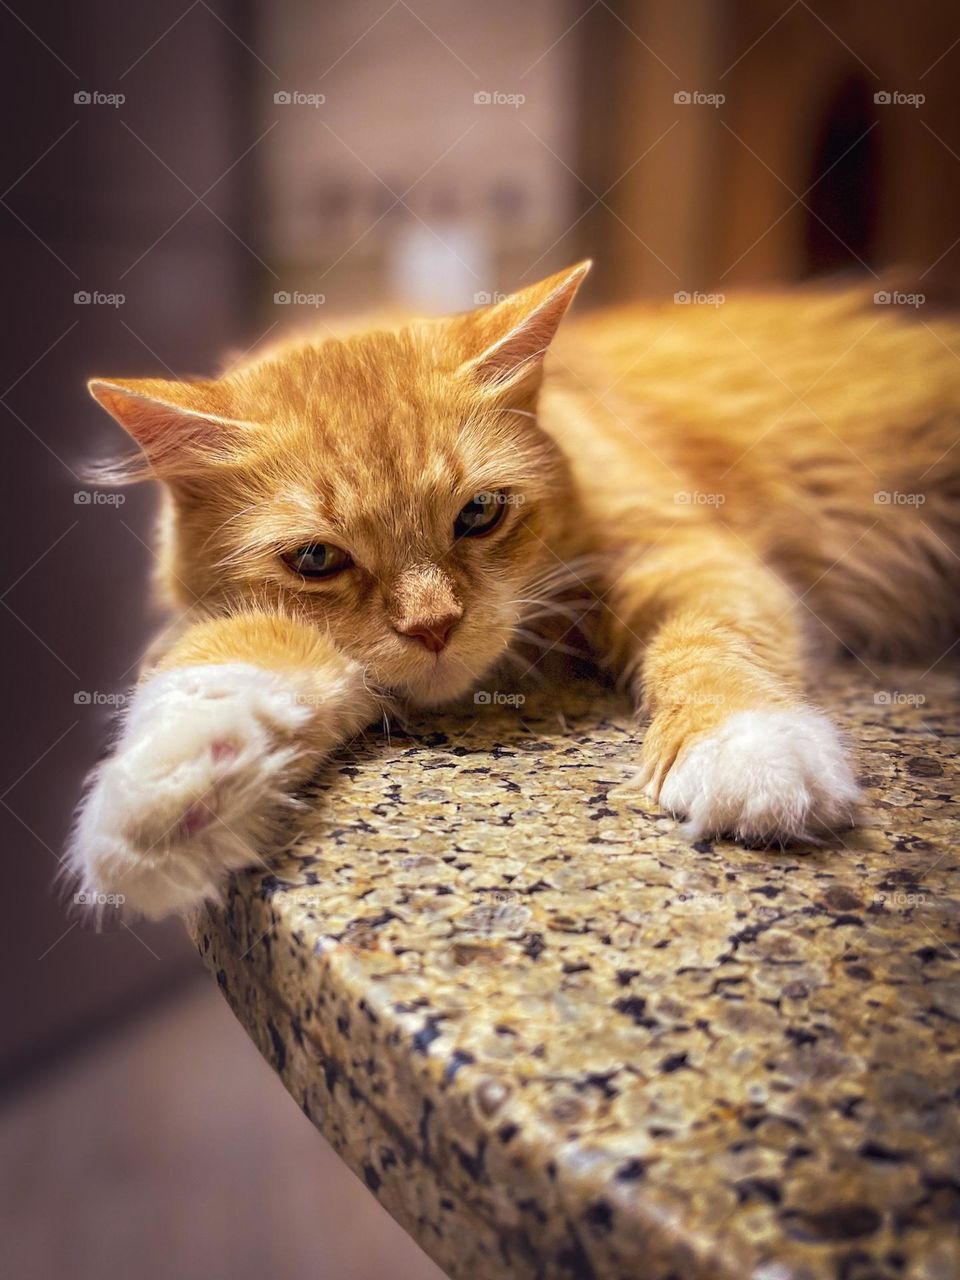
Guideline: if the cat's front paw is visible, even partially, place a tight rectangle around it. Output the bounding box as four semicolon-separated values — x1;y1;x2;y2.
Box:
68;664;314;919
645;707;859;844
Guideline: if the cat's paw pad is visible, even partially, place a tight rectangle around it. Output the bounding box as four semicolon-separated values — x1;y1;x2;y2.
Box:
68;664;312;919
655;708;859;844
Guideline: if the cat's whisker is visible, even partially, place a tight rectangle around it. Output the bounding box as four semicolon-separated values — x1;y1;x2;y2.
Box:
512;597;595;624
498;647;545;684
538;555;608;586
511;627;583;659
523;554;608;596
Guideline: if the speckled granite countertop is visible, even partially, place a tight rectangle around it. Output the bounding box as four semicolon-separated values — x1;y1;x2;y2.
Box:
191;661;960;1280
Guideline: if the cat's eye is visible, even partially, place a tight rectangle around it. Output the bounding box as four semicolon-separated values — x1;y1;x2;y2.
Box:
454;491;508;539
282;542;352;579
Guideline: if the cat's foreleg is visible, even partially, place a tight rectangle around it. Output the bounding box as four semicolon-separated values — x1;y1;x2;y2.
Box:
598;536;859;843
68;613;381;919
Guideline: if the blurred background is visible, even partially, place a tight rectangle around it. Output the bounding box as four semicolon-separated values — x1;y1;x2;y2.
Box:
2;2;958;1276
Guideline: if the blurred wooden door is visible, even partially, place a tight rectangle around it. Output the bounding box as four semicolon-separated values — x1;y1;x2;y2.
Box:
578;0;960;295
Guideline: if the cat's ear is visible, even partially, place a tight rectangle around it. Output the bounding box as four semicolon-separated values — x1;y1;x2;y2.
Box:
460;260;591;396
87;377;250;482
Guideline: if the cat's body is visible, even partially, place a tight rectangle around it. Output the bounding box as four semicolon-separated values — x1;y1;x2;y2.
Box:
551;288;960;658
69;266;960;918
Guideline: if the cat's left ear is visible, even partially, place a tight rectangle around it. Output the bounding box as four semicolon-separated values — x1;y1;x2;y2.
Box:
459;260;591;397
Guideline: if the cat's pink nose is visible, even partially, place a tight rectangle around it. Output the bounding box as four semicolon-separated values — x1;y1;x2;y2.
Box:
395;612;460;654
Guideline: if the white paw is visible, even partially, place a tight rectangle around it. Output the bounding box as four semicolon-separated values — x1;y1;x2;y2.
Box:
656;708;859;844
68;664;314;919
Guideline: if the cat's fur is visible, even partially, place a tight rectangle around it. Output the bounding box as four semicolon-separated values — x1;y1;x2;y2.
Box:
68;263;960;918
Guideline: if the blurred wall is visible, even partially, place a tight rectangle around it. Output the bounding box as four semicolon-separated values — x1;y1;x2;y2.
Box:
0;0;257;1084
254;0;581;314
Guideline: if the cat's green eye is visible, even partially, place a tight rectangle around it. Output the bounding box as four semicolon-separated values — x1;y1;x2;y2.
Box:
282;542;352;579
454;490;508;539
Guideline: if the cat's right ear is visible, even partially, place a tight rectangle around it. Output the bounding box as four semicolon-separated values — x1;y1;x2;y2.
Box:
87;377;250;482
456;261;591;403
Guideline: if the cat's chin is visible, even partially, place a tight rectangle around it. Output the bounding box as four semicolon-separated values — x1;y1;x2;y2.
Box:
395;646;502;709
398;663;482;708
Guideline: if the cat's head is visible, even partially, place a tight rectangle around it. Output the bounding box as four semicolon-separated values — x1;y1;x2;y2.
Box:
88;262;590;705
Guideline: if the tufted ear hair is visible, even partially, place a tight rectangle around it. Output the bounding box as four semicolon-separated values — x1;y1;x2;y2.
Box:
458;261;591;398
87;377;256;482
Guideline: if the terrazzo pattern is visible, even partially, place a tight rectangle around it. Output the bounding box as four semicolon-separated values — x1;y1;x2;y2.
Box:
192;660;960;1280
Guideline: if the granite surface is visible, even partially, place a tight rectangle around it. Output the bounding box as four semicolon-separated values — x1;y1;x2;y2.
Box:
191;659;960;1280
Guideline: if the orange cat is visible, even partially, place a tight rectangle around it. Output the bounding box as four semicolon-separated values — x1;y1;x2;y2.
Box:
68;263;960;917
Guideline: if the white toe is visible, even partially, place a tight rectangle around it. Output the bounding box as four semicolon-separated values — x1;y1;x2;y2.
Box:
657;707;859;843
68;664;310;919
